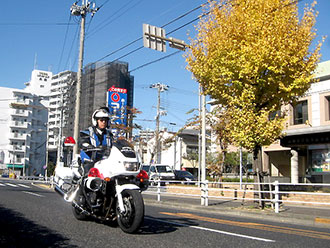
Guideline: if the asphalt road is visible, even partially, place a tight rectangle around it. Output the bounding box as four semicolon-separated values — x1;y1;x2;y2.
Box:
1;179;330;248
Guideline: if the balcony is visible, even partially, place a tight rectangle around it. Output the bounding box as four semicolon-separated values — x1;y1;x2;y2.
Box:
9;121;28;129
8;145;25;152
13;98;32;105
9;133;27;140
11;109;29;117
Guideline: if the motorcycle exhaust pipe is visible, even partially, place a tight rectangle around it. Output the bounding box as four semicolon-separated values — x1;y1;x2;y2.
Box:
54;185;65;197
55;185;79;203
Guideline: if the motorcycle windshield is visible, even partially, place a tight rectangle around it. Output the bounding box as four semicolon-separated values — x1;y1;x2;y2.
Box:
113;139;136;158
94;147;111;161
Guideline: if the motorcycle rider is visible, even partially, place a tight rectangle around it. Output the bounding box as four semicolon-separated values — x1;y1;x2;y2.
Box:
79;106;113;174
75;107;113;207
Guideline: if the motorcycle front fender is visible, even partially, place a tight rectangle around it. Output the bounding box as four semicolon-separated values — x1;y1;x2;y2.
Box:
115;184;140;195
115;184;140;213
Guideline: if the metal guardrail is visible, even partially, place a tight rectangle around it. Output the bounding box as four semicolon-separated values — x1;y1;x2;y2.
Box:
11;176;330;213
145;180;330;213
16;175;51;183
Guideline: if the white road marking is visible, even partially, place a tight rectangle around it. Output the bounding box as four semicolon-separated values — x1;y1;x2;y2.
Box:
0;183;5;186
145;217;275;243
6;183;18;187
18;184;31;188
22;191;44;197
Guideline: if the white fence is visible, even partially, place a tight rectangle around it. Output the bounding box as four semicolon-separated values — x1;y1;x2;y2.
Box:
145;180;330;213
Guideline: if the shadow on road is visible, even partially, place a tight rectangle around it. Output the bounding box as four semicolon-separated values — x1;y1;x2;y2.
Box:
0;204;77;248
139;215;200;235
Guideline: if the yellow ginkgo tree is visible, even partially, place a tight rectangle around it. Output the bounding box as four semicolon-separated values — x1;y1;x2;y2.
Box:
185;0;323;170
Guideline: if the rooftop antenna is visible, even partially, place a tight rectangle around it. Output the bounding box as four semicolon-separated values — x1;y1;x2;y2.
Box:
34;53;38;70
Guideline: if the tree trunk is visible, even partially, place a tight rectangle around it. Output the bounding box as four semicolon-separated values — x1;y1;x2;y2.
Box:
253;146;264;209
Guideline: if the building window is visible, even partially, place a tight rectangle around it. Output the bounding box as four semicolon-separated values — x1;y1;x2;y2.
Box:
325;96;330;121
293;100;308;125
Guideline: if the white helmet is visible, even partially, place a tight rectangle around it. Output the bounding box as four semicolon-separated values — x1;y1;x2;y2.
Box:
92;107;110;127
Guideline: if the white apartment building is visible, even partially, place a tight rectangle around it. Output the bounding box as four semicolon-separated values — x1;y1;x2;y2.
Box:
47;71;76;164
0;69;52;177
0;88;48;176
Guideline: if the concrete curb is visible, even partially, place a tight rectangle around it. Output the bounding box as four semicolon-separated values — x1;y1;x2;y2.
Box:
33;183;54;191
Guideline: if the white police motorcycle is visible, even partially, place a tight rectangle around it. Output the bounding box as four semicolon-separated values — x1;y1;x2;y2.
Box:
54;138;149;234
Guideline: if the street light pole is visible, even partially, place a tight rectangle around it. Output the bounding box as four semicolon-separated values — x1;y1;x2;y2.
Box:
201;92;207;205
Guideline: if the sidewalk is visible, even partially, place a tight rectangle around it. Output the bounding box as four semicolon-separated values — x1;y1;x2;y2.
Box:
142;192;330;228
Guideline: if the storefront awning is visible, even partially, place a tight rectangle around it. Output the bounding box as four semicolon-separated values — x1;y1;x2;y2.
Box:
6;164;24;169
281;131;330;148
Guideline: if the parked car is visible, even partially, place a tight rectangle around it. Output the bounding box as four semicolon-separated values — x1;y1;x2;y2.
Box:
174;170;196;184
141;165;150;173
148;164;175;185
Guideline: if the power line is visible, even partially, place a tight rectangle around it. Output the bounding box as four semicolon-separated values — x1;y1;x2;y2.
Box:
169;86;198;96
96;37;141;62
159;3;205;29
86;0;143;39
126;0;306;74
0;22;76;26
65;19;80;71
129;50;181;73
93;2;205;63
166;110;187;124
79;14;202;89
57;15;73;73
98;0;111;9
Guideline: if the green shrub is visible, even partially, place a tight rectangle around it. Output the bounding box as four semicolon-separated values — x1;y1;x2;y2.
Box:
221;177;254;183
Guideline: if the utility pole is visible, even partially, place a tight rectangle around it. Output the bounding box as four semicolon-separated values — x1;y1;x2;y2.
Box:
71;0;99;155
150;83;169;164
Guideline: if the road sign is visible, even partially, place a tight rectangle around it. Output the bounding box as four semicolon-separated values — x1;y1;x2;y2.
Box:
107;86;128;127
143;23;166;52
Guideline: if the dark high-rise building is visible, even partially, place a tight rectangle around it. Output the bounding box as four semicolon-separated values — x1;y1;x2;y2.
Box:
77;61;134;131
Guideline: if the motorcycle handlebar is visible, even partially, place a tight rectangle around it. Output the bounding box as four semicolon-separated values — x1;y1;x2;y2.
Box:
84;147;106;152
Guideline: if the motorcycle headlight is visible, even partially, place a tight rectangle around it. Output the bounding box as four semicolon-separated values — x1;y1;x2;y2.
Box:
123;162;139;171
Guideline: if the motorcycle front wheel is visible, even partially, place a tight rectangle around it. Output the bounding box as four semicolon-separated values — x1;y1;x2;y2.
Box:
72;205;89;221
116;189;144;234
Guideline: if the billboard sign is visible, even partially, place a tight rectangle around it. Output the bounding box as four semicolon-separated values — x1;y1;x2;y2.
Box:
107;86;128;127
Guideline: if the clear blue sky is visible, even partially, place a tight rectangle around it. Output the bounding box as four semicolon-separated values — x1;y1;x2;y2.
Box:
0;0;329;133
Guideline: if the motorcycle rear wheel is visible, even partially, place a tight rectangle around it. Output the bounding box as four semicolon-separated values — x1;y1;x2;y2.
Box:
116;189;144;233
